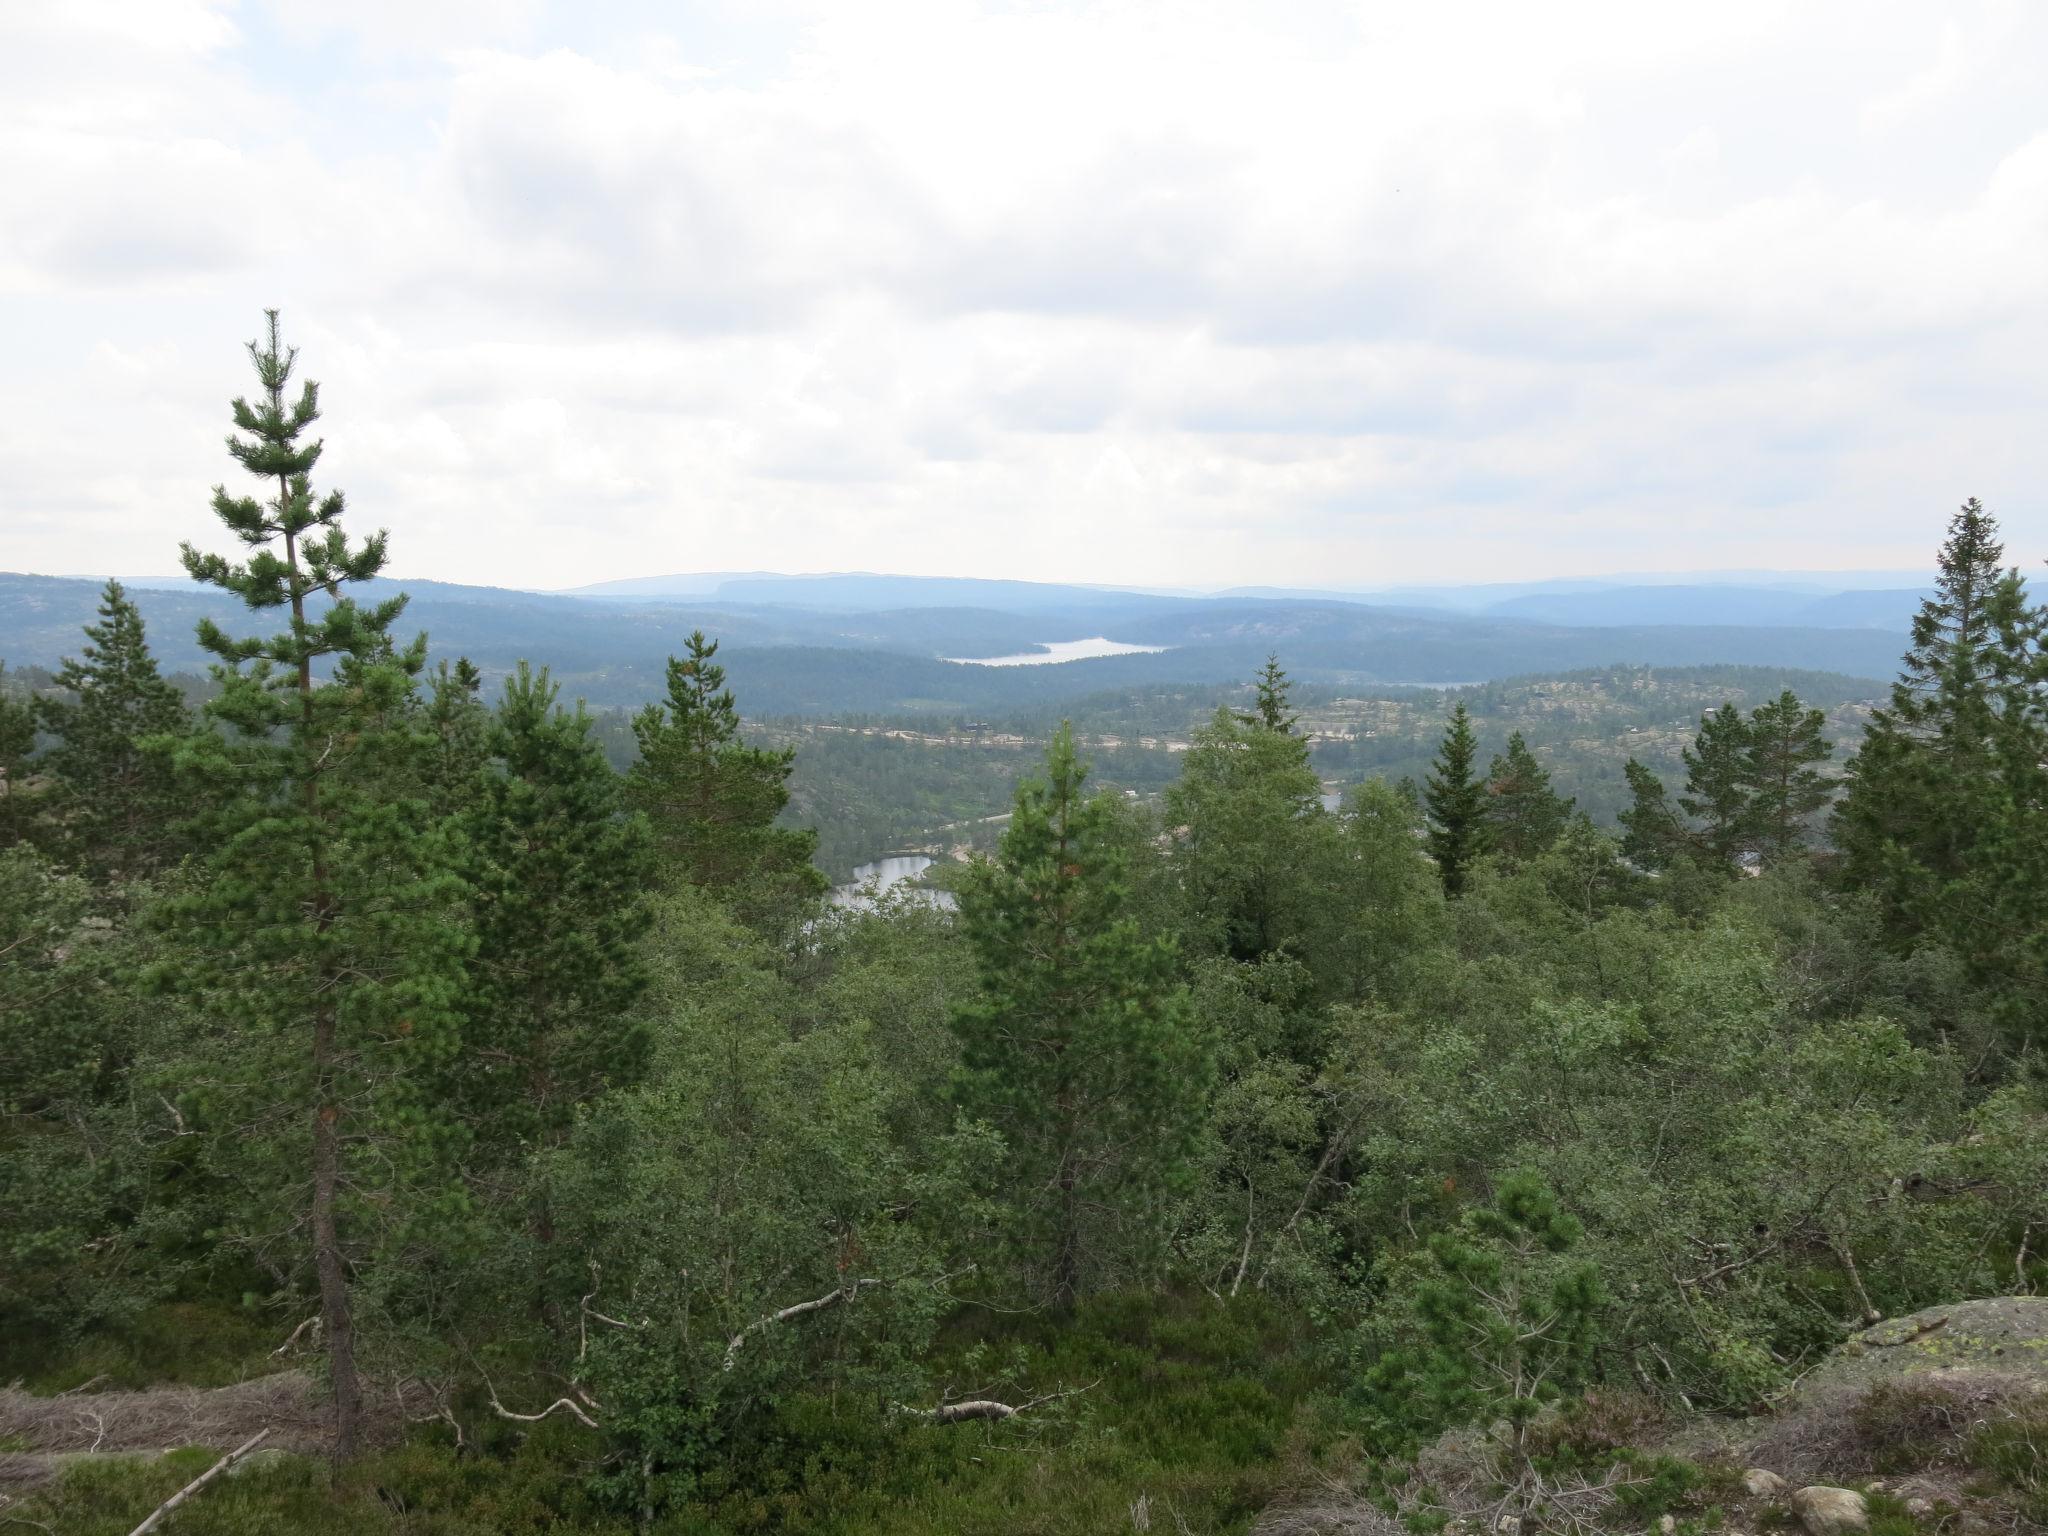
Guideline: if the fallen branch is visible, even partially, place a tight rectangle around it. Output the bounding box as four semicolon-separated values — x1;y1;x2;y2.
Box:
901;1380;1098;1424
723;1279;883;1372
126;1428;270;1536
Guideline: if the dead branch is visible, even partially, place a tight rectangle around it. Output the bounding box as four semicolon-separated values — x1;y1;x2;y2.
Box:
901;1379;1098;1424
126;1428;270;1536
270;1317;319;1358
481;1379;600;1431
723;1279;884;1372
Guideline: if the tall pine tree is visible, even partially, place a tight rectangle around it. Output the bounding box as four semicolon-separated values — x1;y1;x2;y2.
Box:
1424;703;1488;896
161;312;470;1461
953;723;1208;1306
35;580;191;882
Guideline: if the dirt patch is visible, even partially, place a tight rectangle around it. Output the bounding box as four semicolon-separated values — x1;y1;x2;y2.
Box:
0;1372;334;1490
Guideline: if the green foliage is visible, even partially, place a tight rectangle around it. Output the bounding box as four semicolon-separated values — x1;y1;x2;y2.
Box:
1166;704;1347;972
546;886;991;1514
1481;731;1573;866
1742;689;1835;866
1623;686;1837;873
0;662;40;847
628;630;828;929
33;579;193;881
954;723;1210;1306
1362;1174;1605;1454
1833;499;2047;1046
0;844;166;1341
457;662;654;1151
1424;704;1488;896
1237;653;1300;733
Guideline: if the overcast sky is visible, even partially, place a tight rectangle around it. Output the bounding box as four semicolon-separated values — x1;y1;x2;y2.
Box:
3;1;2044;591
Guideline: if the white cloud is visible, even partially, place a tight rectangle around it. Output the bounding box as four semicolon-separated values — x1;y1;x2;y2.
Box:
0;0;2043;589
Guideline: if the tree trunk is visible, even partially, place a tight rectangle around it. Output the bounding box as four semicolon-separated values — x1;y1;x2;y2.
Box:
282;498;361;1464
311;1010;361;1462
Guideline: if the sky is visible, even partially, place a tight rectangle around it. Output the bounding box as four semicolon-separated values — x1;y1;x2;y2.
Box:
2;1;2044;592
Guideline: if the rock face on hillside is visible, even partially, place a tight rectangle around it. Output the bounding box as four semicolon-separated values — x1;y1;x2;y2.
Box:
1789;1298;2048;1401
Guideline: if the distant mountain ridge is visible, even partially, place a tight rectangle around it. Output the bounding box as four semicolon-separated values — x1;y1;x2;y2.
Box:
3;569;1913;715
556;569;1933;629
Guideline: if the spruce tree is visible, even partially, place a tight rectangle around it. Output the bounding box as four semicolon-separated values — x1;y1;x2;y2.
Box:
1741;689;1833;866
422;656;492;815
1167;703;1337;970
161;311;470;1461
1237;654;1299;733
1678;703;1753;863
1424;703;1488;896
1833;499;2046;1042
627;630;826;926
1481;731;1572;865
461;663;653;1164
1618;759;1685;870
952;723;1207;1305
1835;500;2037;921
34;580;191;881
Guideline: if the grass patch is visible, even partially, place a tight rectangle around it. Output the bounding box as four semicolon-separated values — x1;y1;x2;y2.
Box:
4;1300;279;1393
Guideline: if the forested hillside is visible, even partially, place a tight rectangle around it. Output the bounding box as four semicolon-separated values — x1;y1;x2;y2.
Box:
2;324;2044;1535
0;571;1917;713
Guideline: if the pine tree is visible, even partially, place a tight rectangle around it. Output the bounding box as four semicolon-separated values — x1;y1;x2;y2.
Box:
1424;703;1489;896
1362;1173;1604;1470
1481;731;1572;865
952;723;1208;1306
160;311;470;1461
33;581;191;881
1237;654;1299;734
627;631;826;926
1678;703;1753;863
1741;690;1833;867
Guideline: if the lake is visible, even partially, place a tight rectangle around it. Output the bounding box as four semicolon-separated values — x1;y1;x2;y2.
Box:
942;637;1168;666
829;854;957;912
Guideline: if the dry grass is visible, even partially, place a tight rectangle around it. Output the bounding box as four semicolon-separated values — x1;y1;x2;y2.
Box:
1747;1372;2042;1485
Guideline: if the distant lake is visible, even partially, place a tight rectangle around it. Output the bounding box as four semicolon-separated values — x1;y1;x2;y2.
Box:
943;637;1169;667
830;855;957;912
